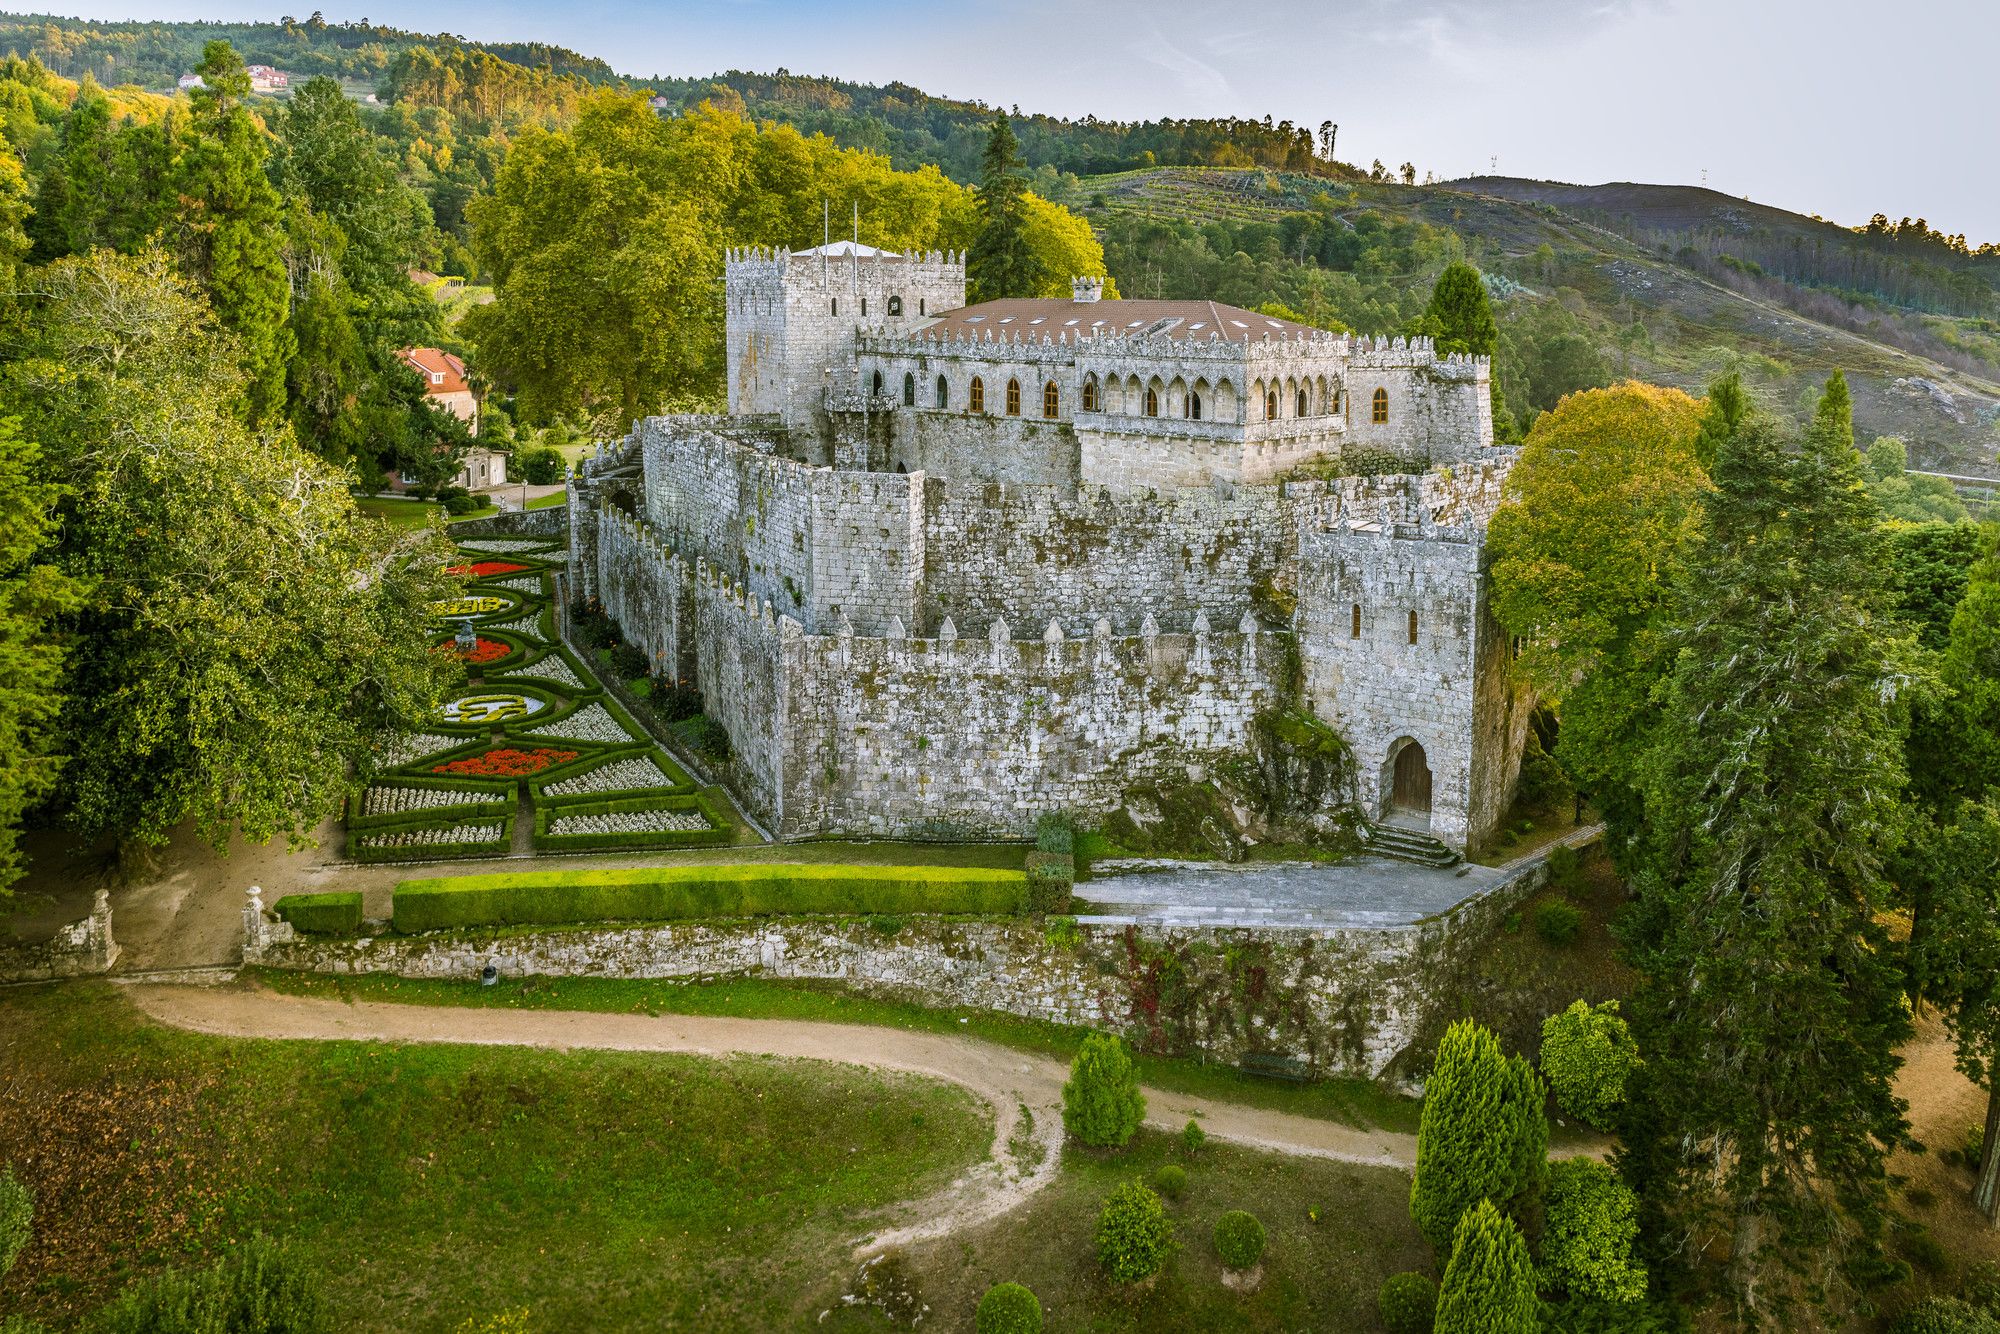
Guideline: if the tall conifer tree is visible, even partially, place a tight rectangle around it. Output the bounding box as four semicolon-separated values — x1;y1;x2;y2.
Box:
1410;1019;1548;1255
967;115;1045;303
1434;1200;1539;1334
1621;376;1912;1319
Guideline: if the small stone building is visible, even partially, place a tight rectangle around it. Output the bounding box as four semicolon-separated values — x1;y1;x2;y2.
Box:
572;243;1532;851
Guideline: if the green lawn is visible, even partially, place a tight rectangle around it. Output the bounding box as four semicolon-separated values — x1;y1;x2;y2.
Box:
254;970;1421;1135
355;494;501;530
0;983;989;1331
525;488;568;511
824;1128;1428;1331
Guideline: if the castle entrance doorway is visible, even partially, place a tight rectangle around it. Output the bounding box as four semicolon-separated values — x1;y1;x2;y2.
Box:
1389;742;1433;823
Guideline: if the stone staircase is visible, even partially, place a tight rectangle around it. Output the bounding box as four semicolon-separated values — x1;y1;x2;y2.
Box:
1363;822;1462;868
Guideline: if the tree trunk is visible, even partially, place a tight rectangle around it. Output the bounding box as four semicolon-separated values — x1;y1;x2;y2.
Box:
1976;1081;2000;1226
1730;1200;1764;1319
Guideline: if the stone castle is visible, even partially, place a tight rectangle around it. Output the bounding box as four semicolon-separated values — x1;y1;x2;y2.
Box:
570;241;1533;852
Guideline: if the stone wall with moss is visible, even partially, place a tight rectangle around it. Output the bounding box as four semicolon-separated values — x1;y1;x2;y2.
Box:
249;861;1551;1079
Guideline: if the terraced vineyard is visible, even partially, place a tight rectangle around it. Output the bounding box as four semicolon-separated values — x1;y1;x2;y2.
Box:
351;535;733;861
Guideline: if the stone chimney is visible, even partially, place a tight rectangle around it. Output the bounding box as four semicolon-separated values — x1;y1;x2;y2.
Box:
1071;275;1104;304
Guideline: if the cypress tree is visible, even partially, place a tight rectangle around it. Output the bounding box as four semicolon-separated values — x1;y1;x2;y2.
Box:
176;40;293;424
1621;376;1911;1318
1421;262;1515;443
1434;1200;1538;1334
1409;1019;1548;1255
967;115;1045;303
1061;1032;1146;1148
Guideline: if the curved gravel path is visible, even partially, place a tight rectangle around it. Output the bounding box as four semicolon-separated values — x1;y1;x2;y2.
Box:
123;983;1417;1254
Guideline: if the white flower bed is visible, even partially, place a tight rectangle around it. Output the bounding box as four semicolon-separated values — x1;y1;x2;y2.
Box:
549;810;711;836
490;614;545;641
497;654;585;691
357;822;504;849
362;784;496;817
529;703;636;744
377;733;463;767
542;755;673;795
490;574;545;594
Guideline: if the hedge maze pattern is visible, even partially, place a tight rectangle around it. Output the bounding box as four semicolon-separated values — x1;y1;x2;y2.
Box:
351;536;730;862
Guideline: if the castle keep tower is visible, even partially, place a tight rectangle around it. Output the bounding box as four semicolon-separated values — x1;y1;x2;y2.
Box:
724;243;966;428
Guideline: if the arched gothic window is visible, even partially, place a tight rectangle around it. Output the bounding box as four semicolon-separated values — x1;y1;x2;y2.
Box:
935;374;949;409
1006;378;1022;416
1372;387;1390;424
871;370;884;396
1265;389;1279;421
1043;381;1059;418
1189;392;1203;421
1296;387;1309;417
1145;386;1160;416
887;295;904;316
1081;376;1100;412
902;372;916;407
969;377;985;413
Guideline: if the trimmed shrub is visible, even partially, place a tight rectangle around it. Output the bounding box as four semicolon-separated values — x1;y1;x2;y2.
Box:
1379;1271;1438;1334
392;863;1031;933
0;1168;28;1279
974;1282;1042;1334
1532;898;1583;946
1023;852;1074;914
517;445;565;486
1435;1200;1538;1334
1033;813;1075;855
1541;1159;1646;1304
273;892;364;936
1213;1210;1266;1271
1891;1298;2000;1334
1410;1020;1548;1256
1095;1180;1175;1284
1152;1164;1187;1200
1540;1000;1641;1131
1182;1118;1207;1156
94;1234;330;1334
1062;1033;1146;1149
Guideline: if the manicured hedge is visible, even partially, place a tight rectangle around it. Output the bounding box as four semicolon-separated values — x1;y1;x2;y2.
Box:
392;863;1033;933
274;891;364;935
529;793;733;852
1024;851;1075;914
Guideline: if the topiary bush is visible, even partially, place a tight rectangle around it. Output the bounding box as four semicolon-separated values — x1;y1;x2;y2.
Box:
1095;1180;1175;1284
1410;1020;1548;1256
1153;1164;1186;1200
1531;898;1582;946
1435;1200;1538;1334
1213;1210;1266;1271
1182;1118;1207;1156
974;1281;1042;1334
1062;1033;1146;1149
1540;1000;1641;1131
1541;1158;1646;1304
1379;1271;1437;1334
0;1167;29;1280
1891;1298;2000;1334
1033;812;1075;855
273;892;363;936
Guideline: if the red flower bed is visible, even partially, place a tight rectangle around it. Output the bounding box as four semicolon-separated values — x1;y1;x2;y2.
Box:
445;560;531;577
431;636;514;665
432;747;578;777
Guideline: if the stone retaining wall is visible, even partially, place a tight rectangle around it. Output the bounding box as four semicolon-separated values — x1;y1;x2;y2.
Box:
247;860;1550;1078
0;891;118;983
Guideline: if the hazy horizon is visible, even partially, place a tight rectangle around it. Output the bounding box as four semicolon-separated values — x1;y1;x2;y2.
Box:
22;0;1999;244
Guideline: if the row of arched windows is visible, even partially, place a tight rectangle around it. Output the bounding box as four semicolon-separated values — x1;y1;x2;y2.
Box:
864;368;1392;427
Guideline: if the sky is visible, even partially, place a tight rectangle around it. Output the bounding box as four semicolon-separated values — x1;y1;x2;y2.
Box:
48;0;2000;242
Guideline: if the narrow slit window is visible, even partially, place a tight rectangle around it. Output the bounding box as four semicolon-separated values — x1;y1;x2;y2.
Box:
1408;610;1419;645
1351;605;1362;639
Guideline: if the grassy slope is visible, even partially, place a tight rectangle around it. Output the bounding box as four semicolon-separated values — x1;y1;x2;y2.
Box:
1082;168;2000;475
254;970;1422;1135
0;982;988;1330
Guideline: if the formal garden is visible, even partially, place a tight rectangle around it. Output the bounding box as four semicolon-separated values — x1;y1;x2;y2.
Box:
350;536;732;863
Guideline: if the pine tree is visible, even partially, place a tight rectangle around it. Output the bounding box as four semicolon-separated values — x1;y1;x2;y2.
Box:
1621;377;1912;1318
1409;1020;1548;1255
29;78;114;260
967;115;1045;303
175;40;293;424
1433;1200;1539;1334
1923;803;2000;1224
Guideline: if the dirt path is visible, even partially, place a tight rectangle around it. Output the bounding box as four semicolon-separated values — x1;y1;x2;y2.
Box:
123;983;1417;1254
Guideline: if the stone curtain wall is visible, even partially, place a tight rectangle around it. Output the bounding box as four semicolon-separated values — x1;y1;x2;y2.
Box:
1342;339;1493;461
596;509;694;680
921;481;1293;636
778;614;1288;839
251;857;1552;1079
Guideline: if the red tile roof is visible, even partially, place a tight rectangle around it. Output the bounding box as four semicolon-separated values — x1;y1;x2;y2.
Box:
401;347;470;396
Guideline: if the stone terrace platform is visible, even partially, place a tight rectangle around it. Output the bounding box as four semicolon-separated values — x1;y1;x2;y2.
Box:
1075;855;1505;930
